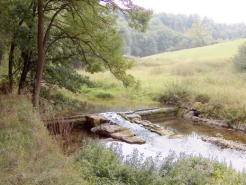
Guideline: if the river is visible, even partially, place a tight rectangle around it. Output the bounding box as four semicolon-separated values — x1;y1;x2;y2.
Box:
101;112;246;172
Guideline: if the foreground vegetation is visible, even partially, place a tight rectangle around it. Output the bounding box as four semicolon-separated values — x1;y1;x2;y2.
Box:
1;96;245;185
80;39;246;126
0;96;85;185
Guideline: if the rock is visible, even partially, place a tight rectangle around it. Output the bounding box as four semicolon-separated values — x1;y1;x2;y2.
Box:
169;134;184;139
102;138;116;142
91;123;146;144
133;118;152;126
120;136;146;144
135;107;178;117
91;124;127;136
111;130;135;138
184;111;195;119
133;118;174;136
202;137;246;151
117;113;130;121
127;107;178;121
126;113;142;122
215;133;223;138
111;130;145;144
153;129;174;136
85;114;108;127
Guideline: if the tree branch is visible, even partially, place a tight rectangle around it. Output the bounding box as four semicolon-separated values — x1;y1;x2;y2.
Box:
43;3;69;47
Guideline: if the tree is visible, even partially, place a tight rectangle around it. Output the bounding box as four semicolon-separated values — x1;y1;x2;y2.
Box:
0;0;151;107
185;23;213;47
33;0;45;107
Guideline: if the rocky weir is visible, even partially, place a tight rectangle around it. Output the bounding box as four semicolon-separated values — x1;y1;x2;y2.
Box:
85;107;179;144
45;107;246;171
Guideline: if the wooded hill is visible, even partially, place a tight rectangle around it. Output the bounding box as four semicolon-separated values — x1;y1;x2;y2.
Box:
119;13;246;57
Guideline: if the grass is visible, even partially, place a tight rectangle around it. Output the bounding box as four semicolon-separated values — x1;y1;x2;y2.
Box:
0;95;85;185
78;39;246;125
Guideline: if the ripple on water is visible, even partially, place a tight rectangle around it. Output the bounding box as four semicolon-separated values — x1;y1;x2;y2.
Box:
102;112;246;172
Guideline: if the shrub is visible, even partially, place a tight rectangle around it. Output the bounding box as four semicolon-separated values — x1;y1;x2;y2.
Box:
233;42;246;72
95;92;114;99
157;81;190;105
195;93;210;103
223;106;246;126
75;143;160;185
40;90;83;115
75;142;246;185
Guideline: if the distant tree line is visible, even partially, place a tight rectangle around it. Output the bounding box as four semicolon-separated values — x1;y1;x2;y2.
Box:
120;13;246;57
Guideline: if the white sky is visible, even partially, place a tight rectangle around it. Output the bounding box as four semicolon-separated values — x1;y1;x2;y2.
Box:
133;0;246;24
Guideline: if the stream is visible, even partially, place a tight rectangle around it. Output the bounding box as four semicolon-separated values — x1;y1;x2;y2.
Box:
101;112;246;172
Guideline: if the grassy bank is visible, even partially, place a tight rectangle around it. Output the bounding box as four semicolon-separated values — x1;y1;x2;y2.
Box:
79;39;246;125
0;95;85;185
0;95;245;185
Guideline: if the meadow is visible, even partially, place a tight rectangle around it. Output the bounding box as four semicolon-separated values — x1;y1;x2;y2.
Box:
79;39;246;125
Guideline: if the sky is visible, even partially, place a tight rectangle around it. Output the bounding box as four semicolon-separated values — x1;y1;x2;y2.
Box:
133;0;246;24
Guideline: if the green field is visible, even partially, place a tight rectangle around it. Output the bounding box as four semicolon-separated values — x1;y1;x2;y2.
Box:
143;39;246;62
79;39;246;124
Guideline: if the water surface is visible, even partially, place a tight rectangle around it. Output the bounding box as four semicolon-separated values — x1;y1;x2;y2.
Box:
102;112;246;172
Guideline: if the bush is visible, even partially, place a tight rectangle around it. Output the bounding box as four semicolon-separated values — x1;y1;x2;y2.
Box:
195;93;210;103
75;142;246;185
157;81;190;105
95;92;114;99
40;90;84;115
75;143;160;185
233;42;246;71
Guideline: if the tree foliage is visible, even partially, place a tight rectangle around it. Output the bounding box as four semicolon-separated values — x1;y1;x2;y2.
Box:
183;22;213;48
0;0;151;102
120;13;246;57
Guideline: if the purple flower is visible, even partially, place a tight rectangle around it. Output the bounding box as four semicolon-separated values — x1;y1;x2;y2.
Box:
99;0;143;10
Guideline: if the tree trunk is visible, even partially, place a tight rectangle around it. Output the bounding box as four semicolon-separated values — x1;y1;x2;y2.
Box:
18;52;32;94
0;50;2;66
8;43;16;93
32;0;45;107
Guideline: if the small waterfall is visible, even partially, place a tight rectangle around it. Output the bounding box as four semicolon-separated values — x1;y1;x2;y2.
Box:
102;112;246;172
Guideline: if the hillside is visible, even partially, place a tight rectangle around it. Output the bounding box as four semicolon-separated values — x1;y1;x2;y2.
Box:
120;13;246;57
141;39;246;62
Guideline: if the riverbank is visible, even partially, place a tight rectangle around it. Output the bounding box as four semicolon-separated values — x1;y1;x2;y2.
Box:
1;95;246;184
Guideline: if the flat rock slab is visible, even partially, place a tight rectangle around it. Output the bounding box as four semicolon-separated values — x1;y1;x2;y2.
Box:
91;124;127;135
169;134;184;139
111;130;135;138
120;107;178;122
132;118;174;136
85;114;109;127
133;107;178;116
119;136;146;144
91;123;146;144
202;137;246;152
125;113;142;121
111;131;145;144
